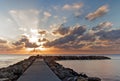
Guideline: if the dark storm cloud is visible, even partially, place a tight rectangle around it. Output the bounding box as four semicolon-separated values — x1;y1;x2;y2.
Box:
13;36;39;49
86;5;109;21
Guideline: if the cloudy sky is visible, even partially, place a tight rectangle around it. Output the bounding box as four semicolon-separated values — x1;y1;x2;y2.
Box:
0;0;120;54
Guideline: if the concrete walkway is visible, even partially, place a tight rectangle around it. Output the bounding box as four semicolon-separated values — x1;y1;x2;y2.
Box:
17;59;61;81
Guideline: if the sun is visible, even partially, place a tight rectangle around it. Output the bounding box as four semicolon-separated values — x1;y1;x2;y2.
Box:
29;36;38;43
29;29;40;43
24;28;48;53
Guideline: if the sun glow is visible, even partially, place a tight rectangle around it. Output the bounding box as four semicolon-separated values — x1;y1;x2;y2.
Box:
37;46;47;51
29;35;38;43
29;29;39;43
24;28;48;53
26;46;47;52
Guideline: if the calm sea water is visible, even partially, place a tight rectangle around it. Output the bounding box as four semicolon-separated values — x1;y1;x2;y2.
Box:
0;54;30;68
57;54;120;81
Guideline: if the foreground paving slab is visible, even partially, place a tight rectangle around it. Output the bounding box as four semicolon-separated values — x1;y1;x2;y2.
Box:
17;59;61;81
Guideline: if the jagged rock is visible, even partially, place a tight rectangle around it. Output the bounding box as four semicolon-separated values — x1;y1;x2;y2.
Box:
0;78;10;81
0;56;36;81
63;76;78;81
88;77;101;81
77;76;88;81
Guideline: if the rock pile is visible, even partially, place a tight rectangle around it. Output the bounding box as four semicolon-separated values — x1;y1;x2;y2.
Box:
0;56;36;81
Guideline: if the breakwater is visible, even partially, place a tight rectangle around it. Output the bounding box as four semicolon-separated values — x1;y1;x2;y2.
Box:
0;55;110;81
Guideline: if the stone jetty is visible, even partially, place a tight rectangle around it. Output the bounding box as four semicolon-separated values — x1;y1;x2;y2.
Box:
0;55;110;81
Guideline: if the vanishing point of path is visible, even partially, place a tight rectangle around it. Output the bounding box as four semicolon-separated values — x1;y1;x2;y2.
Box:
17;59;61;81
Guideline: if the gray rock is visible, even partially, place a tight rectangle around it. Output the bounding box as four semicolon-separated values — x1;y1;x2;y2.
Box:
77;76;88;81
88;77;101;81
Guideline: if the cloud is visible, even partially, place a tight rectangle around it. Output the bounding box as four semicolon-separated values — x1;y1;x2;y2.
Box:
63;3;83;10
80;33;96;42
0;38;7;43
41;11;52;22
86;5;109;21
0;44;12;51
13;36;39;49
44;25;86;49
74;11;82;18
44;21;120;51
43;11;51;18
95;29;120;41
52;24;70;36
89;39;120;51
39;38;49;42
38;30;47;35
0;38;13;51
92;21;113;31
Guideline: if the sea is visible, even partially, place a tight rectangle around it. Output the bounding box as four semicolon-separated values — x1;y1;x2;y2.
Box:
57;54;120;81
0;54;120;81
0;54;31;68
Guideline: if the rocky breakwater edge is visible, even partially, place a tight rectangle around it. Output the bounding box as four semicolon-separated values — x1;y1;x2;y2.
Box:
44;56;111;81
0;56;36;81
0;55;110;81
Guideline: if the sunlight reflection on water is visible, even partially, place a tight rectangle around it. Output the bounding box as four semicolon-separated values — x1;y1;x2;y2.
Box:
0;54;30;68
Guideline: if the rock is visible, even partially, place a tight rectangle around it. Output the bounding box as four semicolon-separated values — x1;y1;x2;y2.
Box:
78;73;88;78
63;76;77;81
88;77;101;81
0;78;10;81
0;56;36;81
77;76;88;81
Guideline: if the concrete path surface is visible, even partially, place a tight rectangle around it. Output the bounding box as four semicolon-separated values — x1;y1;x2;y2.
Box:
17;59;61;81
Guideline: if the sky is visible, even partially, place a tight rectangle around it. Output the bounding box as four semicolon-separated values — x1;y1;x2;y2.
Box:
0;0;120;54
